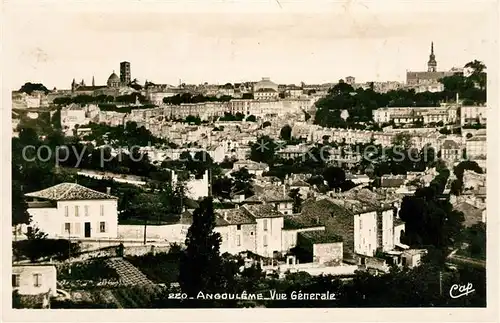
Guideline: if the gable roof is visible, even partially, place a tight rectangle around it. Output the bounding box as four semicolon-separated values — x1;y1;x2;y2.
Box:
442;139;460;150
243;204;284;219
25;183;117;201
215;207;255;225
290;180;310;187
243;185;293;203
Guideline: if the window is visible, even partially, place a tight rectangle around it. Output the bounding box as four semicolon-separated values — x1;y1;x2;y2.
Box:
100;205;104;216
64;206;69;217
100;222;106;233
33;274;42;287
12;274;20;287
236;224;241;231
263;219;268;231
263;235;268;247
359;218;363;230
64;223;71;234
84;205;89;216
75;223;81;235
75;205;79;217
250;232;254;236
236;235;241;246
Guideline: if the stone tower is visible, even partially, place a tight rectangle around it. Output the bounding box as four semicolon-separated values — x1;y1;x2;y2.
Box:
427;42;437;72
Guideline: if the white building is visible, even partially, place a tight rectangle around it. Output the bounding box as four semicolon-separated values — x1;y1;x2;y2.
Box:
461;106;487;126
61;104;99;136
353;207;395;256
466;135;487;159
12;264;57;308
24;183;118;239
170;169;209;200
441;139;462;162
232;160;269;176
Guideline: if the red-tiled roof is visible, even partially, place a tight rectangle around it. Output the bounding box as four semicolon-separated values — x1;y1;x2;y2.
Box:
25;183;117;201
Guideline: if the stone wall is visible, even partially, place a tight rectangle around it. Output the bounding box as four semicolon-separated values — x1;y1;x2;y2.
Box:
313;242;343;266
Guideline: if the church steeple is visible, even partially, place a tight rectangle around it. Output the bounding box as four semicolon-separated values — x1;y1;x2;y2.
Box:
427;41;437;72
92;76;95;87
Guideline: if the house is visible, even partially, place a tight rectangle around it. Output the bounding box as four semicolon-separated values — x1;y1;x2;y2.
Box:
296;231;343;265
346;173;370;185
379;175;406;188
183;204;286;258
12;264;57;308
462;170;486;191
441;139;462;162
300;197;396;263
466;135;487;159
242;185;294;215
281;216;325;251
24;183;118;239
289;179;311;197
232;160;269;176
460;105;487;126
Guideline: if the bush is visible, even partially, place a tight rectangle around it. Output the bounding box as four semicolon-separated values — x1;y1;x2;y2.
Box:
13;239;81;262
127;252;180;284
58;258;119;282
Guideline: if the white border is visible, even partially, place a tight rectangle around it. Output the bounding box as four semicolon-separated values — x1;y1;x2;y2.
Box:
1;0;499;322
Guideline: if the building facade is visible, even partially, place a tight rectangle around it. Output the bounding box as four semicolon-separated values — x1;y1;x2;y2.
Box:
24;183;119;240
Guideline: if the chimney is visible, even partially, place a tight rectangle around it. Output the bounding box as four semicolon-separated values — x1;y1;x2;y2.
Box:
283;185;286;198
223;211;228;221
106;187;111;195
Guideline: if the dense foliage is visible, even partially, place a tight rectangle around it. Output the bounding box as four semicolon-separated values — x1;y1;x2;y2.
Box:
399;165;465;250
314;61;486;128
163;93;233;105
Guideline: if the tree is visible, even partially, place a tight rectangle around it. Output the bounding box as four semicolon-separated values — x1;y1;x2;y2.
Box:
231;168;255;197
280;125;293;141
18;82;50;95
288;188;303;213
179;198;226;300
249;136;278;165
464;60;487;90
451;161;484;195
242;93;254;100
12;181;31;227
322;166;346;190
246;115;257;122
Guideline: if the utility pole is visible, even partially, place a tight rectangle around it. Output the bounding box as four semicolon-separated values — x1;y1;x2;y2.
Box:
143;218;147;245
68;226;72;274
209;167;213;197
439;271;443;296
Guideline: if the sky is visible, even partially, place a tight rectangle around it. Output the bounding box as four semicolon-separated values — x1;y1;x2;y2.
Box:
2;0;496;90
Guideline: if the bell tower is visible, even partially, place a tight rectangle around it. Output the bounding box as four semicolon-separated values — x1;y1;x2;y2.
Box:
427;42;437;72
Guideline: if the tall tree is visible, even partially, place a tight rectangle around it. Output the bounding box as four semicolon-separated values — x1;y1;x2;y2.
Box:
280;125;293;141
179;197;225;299
288;188;303;213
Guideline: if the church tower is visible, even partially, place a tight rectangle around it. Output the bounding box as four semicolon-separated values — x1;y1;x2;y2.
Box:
71;78;76;92
427;42;437;72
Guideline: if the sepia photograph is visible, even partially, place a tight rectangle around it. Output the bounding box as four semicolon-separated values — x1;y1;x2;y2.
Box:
2;0;498;320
